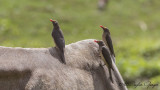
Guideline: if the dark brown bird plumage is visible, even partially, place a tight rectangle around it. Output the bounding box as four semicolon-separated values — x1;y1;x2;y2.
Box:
50;19;66;64
94;40;114;83
100;25;116;62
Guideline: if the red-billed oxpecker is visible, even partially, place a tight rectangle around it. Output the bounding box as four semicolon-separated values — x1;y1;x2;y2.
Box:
50;19;66;64
99;25;116;63
94;40;114;83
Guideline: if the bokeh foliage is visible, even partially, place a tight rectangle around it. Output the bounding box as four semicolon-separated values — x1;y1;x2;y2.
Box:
0;0;160;89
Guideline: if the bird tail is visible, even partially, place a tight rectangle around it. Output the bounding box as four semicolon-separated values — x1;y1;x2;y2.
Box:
109;68;114;83
60;51;66;64
111;55;116;63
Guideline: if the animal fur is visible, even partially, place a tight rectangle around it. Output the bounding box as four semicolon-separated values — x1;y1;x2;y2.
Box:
0;39;127;90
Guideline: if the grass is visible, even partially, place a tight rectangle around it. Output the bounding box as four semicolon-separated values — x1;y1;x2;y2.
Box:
0;0;160;89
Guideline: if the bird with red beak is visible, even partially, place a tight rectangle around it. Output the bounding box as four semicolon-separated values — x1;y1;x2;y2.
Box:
50;19;66;64
94;40;114;83
99;25;116;63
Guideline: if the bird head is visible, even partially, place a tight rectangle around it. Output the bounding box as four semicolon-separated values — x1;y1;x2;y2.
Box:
100;25;110;33
94;40;105;46
50;19;59;27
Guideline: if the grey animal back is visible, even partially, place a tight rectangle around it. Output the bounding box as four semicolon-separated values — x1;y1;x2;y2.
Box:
0;39;127;90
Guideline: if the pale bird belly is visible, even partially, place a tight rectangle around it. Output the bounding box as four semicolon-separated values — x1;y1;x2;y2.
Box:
102;36;109;48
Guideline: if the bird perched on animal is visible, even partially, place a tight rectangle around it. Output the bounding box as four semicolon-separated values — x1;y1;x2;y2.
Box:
94;40;114;83
99;25;116;63
50;19;66;64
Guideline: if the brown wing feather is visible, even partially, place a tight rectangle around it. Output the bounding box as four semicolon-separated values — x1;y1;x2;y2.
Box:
52;29;65;51
105;35;115;57
102;46;114;70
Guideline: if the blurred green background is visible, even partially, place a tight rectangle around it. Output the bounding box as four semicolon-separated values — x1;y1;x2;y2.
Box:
0;0;160;89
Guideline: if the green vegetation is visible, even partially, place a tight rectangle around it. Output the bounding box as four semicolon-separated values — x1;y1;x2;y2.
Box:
0;0;160;89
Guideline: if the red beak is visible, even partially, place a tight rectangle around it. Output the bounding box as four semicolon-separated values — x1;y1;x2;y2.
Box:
94;40;98;43
100;25;104;28
100;25;107;29
50;19;53;22
50;19;56;22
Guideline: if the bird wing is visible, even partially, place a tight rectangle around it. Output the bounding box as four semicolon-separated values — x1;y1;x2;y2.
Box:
55;37;65;51
102;46;113;69
59;29;64;38
105;34;115;57
52;30;65;52
58;29;65;49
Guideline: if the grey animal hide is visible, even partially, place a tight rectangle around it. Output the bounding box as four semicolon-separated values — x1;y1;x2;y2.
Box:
0;39;127;90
